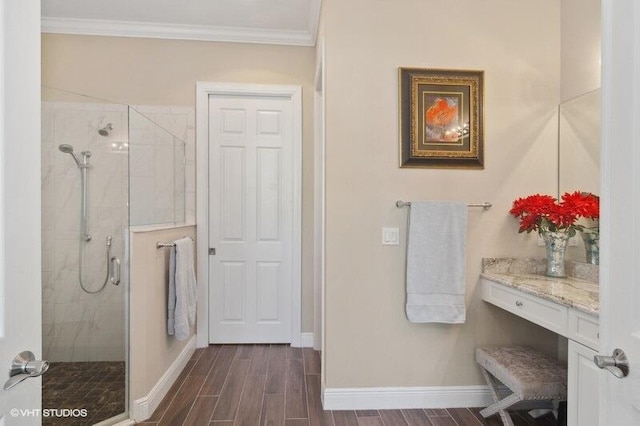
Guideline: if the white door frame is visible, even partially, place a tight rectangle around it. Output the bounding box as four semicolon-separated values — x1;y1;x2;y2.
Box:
196;82;303;348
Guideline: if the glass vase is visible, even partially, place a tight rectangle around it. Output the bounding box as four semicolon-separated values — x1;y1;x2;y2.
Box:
580;228;599;265
541;231;570;278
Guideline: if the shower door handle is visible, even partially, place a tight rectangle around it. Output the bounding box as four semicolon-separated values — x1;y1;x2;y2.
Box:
3;351;49;390
111;256;121;285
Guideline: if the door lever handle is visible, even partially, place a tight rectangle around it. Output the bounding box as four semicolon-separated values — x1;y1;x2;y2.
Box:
3;351;49;390
594;348;629;378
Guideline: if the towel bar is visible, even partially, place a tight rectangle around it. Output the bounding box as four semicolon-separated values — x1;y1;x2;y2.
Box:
156;237;194;249
396;200;492;210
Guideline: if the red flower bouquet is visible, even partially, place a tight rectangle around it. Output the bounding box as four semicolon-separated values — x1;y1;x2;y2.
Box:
510;191;599;237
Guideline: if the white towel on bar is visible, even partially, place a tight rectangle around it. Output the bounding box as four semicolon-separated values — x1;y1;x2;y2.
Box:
168;237;197;340
406;201;467;323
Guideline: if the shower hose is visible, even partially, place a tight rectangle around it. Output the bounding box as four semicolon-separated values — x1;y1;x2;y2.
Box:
78;235;112;294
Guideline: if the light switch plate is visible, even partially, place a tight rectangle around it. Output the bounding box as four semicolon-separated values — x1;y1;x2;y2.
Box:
382;227;400;245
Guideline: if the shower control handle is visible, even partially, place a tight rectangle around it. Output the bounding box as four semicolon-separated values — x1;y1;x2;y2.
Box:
3;351;49;390
111;256;121;285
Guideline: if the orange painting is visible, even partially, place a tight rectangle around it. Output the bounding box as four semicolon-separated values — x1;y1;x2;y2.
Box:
424;96;461;142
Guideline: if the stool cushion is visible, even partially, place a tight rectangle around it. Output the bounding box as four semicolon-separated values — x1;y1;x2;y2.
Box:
476;346;567;399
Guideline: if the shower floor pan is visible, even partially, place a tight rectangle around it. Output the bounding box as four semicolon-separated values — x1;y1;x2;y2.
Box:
42;361;125;425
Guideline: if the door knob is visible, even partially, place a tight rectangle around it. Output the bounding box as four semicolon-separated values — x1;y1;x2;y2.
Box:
594;348;629;378
3;351;49;390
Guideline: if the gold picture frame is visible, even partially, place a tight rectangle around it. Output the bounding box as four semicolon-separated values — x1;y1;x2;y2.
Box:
399;68;484;168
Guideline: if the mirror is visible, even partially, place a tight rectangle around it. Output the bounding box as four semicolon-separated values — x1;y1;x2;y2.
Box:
558;0;601;265
558;88;601;197
558;89;601;265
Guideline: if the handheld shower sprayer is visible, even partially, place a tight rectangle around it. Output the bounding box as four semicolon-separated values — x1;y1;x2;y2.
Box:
58;144;82;167
58;144;91;168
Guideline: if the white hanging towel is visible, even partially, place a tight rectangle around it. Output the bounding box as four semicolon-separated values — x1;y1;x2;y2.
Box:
168;237;197;340
406;201;468;323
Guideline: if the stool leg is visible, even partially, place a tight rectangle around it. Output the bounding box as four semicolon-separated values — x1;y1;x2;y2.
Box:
479;368;517;426
480;393;519;426
481;368;502;405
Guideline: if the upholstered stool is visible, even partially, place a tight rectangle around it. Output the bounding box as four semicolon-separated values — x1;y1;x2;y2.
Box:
476;346;567;426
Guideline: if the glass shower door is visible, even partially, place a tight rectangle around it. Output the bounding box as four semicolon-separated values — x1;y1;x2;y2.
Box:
41;87;129;425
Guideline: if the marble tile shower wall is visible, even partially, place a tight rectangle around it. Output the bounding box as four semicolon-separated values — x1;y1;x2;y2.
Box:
42;101;128;362
41;102;195;362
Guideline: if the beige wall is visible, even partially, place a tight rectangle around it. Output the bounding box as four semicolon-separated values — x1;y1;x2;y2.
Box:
42;34;317;332
321;0;561;388
129;224;196;402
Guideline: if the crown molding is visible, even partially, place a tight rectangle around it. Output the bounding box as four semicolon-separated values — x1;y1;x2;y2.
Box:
307;0;322;46
41;16;317;46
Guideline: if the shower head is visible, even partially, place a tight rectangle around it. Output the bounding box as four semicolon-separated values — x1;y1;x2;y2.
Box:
58;144;74;154
98;123;113;137
58;144;82;167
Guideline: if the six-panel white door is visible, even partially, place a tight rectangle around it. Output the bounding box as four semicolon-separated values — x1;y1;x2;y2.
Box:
208;94;294;343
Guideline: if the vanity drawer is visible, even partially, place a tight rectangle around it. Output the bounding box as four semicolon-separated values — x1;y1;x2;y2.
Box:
568;309;599;350
482;279;569;336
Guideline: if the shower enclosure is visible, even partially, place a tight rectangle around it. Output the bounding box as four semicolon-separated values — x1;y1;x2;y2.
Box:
41;87;188;425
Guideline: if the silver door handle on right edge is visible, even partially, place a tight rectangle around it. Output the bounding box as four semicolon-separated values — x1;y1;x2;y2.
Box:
594;348;629;378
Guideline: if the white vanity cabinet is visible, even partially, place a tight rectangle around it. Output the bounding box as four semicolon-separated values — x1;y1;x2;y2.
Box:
567;340;599;426
480;276;599;426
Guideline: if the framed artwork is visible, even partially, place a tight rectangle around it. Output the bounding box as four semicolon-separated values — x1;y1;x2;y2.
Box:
399;68;484;168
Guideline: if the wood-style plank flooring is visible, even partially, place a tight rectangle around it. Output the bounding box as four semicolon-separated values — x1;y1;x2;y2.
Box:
138;345;558;426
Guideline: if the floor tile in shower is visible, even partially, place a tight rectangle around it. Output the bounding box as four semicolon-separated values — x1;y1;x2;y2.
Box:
42;361;125;425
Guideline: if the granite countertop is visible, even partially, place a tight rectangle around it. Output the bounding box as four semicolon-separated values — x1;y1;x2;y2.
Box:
481;258;600;316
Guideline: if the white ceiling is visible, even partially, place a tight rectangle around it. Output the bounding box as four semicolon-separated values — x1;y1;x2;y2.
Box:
41;0;322;46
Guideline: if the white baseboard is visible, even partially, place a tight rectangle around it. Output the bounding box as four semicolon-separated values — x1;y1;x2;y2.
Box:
132;336;197;422
300;332;314;348
94;414;133;426
109;420;135;426
323;385;495;410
